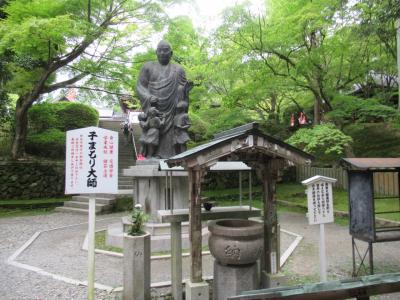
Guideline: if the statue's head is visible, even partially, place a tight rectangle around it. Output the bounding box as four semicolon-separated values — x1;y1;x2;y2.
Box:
176;101;188;112
148;106;159;117
156;40;172;65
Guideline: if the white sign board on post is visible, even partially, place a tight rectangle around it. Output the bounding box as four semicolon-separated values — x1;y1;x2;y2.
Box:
65;126;118;195
65;126;118;300
302;175;337;282
303;176;335;225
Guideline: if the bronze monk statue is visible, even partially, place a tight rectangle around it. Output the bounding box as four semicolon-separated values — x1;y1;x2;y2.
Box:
136;40;191;158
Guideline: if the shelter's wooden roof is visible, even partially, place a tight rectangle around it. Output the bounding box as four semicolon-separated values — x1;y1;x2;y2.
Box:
341;158;400;171
167;122;313;169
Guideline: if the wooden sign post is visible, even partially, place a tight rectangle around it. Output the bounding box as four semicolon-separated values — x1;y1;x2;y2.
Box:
65;127;118;299
302;175;336;282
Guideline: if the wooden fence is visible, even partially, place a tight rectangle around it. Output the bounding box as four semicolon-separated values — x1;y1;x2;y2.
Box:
296;166;399;196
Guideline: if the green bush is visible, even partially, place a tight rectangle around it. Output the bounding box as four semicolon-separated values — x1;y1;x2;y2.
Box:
286;123;353;165
326;95;398;127
57;103;99;131
343;123;400;157
26;128;66;158
28;103;59;132
27;102;98;158
29;102;98;133
358;104;398;123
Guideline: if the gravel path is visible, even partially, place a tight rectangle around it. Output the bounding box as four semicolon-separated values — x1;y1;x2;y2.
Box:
1;211;399;299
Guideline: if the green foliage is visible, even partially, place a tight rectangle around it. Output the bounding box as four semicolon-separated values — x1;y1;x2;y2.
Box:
358;104;398;123
286;124;352;165
189;106;253;144
129;205;149;236
326;95;399;127
28;102;98;132
57;102;99;130
26;128;65;158
343;123;400;157
26;102;98;158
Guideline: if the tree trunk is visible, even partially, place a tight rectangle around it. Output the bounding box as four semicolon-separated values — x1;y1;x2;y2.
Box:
11;97;29;159
313;94;321;125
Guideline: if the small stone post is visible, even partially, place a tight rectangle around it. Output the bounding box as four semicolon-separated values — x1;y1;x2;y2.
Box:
171;221;183;300
123;233;151;300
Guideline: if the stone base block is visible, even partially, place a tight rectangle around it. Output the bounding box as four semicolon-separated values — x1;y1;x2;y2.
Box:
261;271;288;288
185;280;209;300
213;261;258;300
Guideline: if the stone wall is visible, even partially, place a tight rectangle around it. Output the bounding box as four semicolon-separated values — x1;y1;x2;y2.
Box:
0;161;65;199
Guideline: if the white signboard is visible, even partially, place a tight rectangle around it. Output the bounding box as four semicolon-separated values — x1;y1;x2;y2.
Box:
65;127;118;194
302;176;336;225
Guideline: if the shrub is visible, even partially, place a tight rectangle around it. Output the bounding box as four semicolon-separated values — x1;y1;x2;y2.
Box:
326;95;398;127
27;102;98;158
286;123;353;165
343;123;400;157
28;102;98;133
26;128;66;159
358;104;398;123
57;102;99;131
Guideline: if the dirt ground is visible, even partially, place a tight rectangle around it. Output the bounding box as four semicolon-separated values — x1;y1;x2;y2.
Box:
1;210;400;299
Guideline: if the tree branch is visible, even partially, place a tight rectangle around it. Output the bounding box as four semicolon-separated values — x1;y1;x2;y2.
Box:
42;73;88;94
66;85;130;96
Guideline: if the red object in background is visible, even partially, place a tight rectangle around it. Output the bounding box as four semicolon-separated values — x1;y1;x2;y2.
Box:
298;112;307;125
137;154;145;161
290;114;295;127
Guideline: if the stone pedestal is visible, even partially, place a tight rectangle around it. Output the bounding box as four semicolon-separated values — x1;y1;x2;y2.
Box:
123;233;150;300
213;261;258;300
123;162;188;219
185;280;209;300
208;219;263;300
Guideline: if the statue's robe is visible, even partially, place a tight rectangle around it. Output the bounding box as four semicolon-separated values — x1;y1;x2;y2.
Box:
136;61;187;158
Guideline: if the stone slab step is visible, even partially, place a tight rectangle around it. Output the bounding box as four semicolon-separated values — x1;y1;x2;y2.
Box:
118;189;133;195
55;206;103;215
72;196;116;205
63;201;112;212
118;187;133;190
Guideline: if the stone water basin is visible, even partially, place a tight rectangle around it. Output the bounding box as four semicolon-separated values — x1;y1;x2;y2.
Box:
208;219;263;265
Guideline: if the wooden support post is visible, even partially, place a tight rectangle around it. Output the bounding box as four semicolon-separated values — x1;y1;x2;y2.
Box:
259;160;279;288
188;169;203;283
171;221;182;300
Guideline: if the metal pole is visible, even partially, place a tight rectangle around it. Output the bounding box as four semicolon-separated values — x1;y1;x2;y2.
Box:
88;194;96;300
239;171;242;207
369;242;374;275
319;223;327;281
170;171;173;213
249;171;252;210
397;18;400;110
165;173;168;211
352;237;356;277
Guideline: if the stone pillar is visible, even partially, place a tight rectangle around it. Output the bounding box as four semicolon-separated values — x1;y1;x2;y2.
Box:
127;163;188;219
213;261;258;300
123;233;151;300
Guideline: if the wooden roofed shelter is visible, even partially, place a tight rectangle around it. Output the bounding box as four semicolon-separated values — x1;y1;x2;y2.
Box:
340;158;400;276
166;122;313;292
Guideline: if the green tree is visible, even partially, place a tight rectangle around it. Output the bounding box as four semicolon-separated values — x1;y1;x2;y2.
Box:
0;0;172;159
214;1;371;124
